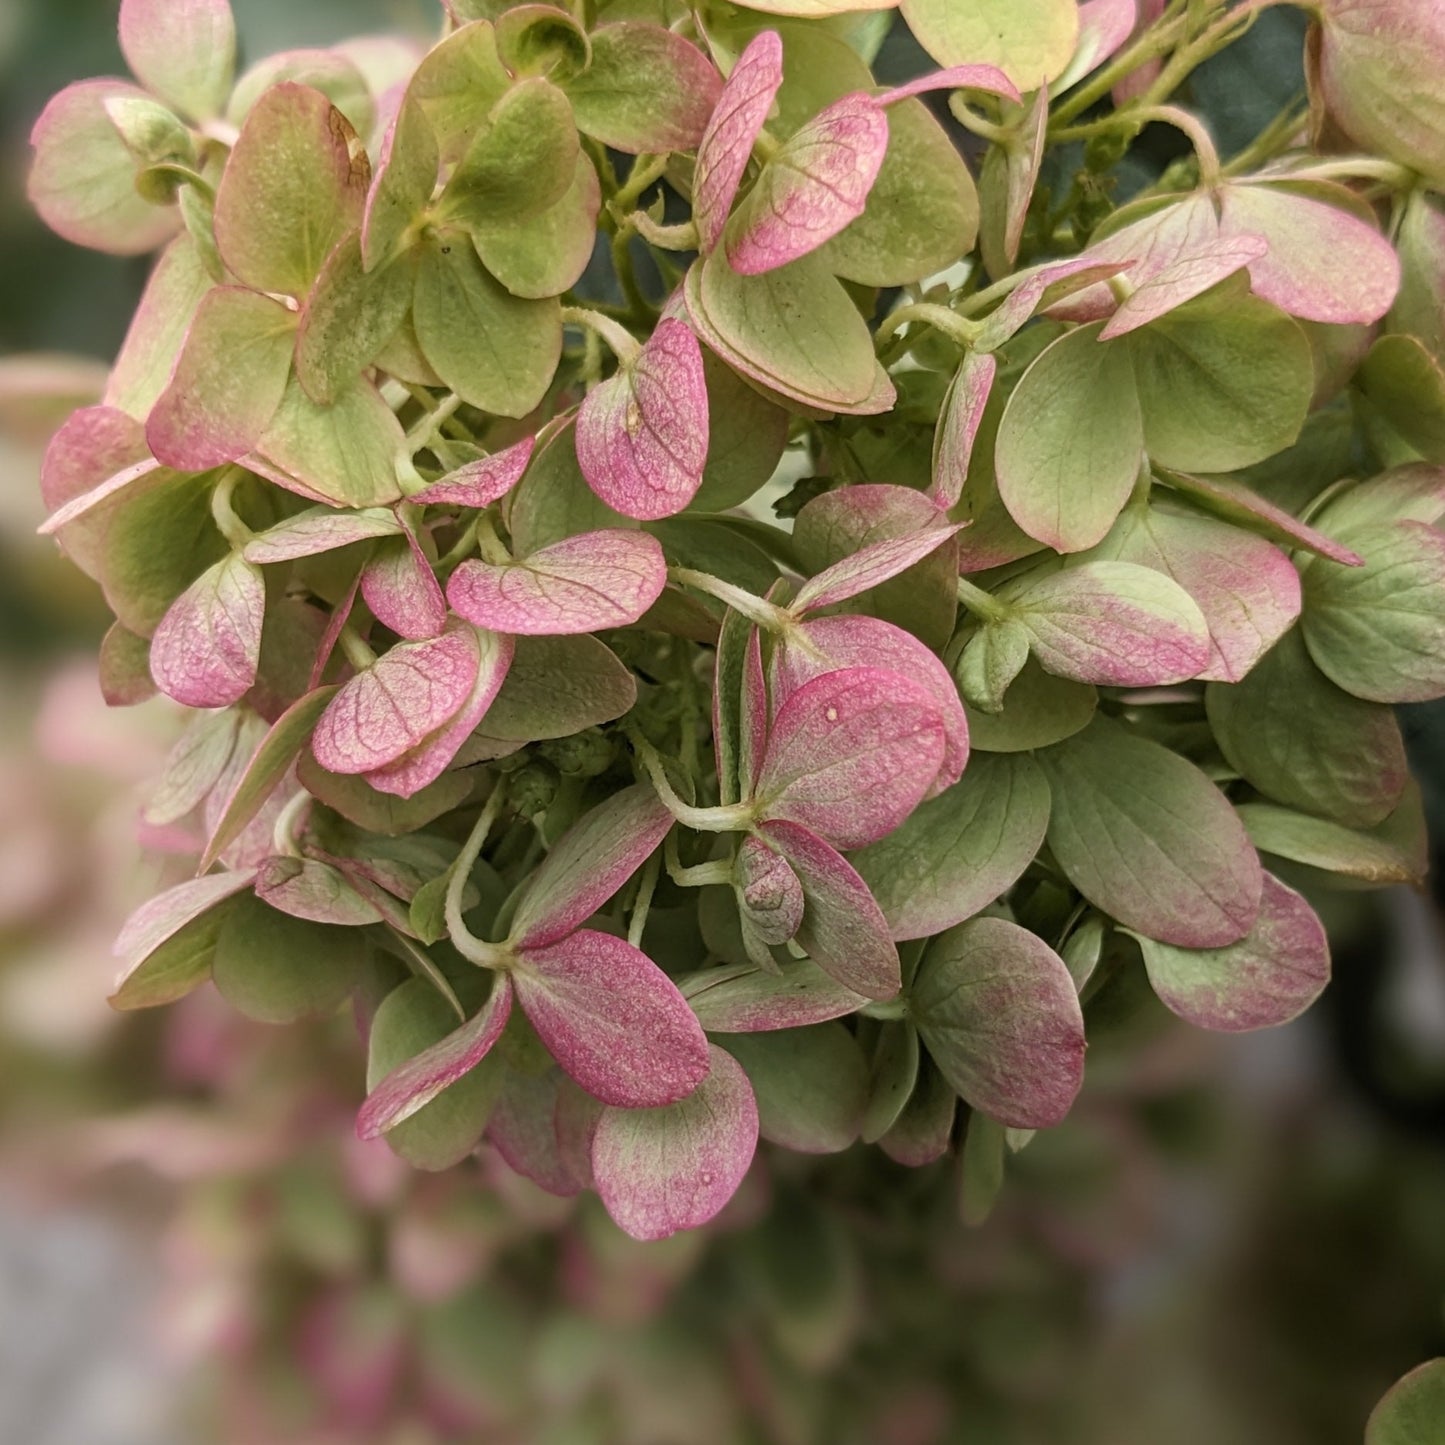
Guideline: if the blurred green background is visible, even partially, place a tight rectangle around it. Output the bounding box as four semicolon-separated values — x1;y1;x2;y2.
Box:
1;4;1443;1443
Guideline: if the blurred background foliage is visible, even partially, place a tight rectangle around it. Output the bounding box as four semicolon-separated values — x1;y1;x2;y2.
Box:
1;3;1443;1443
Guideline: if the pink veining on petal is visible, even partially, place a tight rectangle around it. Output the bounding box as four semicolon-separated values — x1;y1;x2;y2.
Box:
254;855;385;927
590;1043;759;1242
311;617;482;775
362;627;513;797
775;614;970;797
361;532;447;640
725;93;890;277
878;64;1021;107
487;1069;588;1197
510;784;675;950
694;31;785;256
576;319;710;520
931;350;997;509
409;435;536;508
791;521;964;613
243;508;404;564
754;666;947;850
357;975;513;1138
1099;232;1269;339
446;529;667;635
150;552;266;708
511;928;711;1109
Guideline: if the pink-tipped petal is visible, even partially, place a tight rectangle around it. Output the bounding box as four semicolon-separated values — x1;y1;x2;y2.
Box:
40;404;148;512
150;552;266;708
409;435;535;508
754;666;947;850
1098;233;1269;340
761;820;901;1000
725;93;890;276
792;522;963;613
358;976;513;1137
446;529;667;635
28;79;181;256
361;533;447;641
311;618;483;775
1139;873;1330;1032
591;1044;759;1241
576;319;710;520
775;614;970;796
146;287;296;471
510;785;675;950
254;856;385;927
511;929;711;1109
243;507;404;564
878;64;1021;106
912;916;1085;1130
361;628;513;798
931;351;997;510
694;31;785;255
119;0;236;120
998;559;1213;687
1221;182;1401;325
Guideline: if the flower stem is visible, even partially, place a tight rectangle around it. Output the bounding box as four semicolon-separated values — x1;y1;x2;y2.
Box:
446;784;513;969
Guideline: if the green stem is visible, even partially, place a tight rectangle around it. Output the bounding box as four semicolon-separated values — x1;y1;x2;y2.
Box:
627;850;661;948
1050;0;1192;126
338;626;378;673
405;391;464;453
446;785;513;968
559;304;642;366
210;468;252;548
956;576;1008;623
668;568;793;631
612;152;670;213
874;302;982;352
632;732;756;834
665;833;735;889
474;512;513;565
270;787;313;859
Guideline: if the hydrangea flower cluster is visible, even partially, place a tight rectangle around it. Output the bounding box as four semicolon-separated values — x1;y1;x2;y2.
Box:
30;0;1445;1240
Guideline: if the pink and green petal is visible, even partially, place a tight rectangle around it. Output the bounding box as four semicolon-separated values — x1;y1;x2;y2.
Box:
575;319;710;520
361;533;448;641
511;928;711;1109
149;552;266;708
446;529;667;636
590;1044;758;1241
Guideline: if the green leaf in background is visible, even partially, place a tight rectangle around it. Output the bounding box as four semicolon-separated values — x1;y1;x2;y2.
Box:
1129;289;1314;473
1301;521;1445;704
111;871;258;1010
911;916;1085;1130
471;154;601;300
367;978;505;1170
296;235;414;405
964;655;1097;753
720;1024;868;1154
212;82;369;299
958;1110;1008;1227
479;635;637;742
212;893;361;1024
256;374;405;508
439;77;579;228
852;753;1050;942
507;418;630;554
995;323;1144;553
688;346;792;512
1236;786;1429;888
1366;1358;1445;1445
859;1022;920;1145
688;249;891;415
900;0;1079;89
1038;718;1263;949
954;619;1031;714
413;233;562;418
1205;628;1408;827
